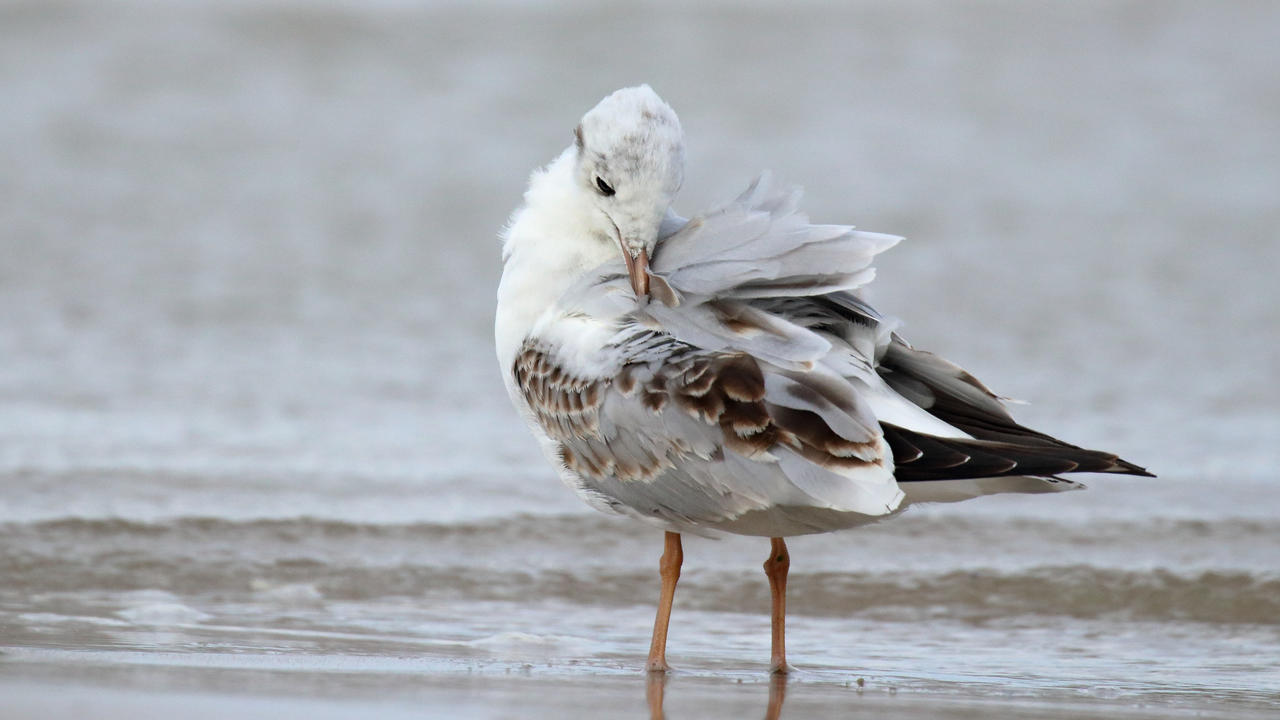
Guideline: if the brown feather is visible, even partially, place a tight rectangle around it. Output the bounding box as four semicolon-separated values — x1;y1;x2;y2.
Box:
515;339;887;485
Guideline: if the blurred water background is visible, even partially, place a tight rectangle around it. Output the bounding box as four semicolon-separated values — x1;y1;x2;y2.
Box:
1;0;1278;717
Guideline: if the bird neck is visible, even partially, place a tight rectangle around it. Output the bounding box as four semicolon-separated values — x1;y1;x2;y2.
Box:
495;148;617;374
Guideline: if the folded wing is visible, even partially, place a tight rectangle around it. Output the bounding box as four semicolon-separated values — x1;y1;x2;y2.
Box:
517;175;1150;537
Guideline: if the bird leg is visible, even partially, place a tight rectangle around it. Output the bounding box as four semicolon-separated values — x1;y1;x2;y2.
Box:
647;531;683;673
763;536;791;674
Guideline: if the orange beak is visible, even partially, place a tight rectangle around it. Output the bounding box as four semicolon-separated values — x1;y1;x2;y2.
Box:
623;247;649;299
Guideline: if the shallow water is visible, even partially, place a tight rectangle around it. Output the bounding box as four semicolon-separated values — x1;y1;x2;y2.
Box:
2;0;1278;716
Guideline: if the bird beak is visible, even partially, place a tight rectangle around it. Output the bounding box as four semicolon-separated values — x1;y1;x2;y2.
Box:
622;246;649;299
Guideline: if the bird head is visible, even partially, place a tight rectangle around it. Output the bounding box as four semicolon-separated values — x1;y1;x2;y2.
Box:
573;85;685;298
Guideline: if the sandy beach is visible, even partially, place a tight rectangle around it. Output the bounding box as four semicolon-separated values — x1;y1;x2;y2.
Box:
2;0;1278;717
4;647;1275;719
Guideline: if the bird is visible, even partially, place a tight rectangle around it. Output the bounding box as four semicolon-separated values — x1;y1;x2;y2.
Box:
494;85;1152;675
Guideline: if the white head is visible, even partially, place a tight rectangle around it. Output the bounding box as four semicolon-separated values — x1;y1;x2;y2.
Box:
573;85;685;297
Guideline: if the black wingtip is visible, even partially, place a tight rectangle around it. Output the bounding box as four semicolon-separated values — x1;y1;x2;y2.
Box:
1109;457;1156;477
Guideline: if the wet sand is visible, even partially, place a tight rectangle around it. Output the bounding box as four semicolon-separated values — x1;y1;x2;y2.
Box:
3;648;1271;720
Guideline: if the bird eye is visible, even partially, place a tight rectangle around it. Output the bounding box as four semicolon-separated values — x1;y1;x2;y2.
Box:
595;177;616;197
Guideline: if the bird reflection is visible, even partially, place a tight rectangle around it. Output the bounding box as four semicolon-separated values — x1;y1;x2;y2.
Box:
646;673;665;720
765;673;788;719
646;672;788;720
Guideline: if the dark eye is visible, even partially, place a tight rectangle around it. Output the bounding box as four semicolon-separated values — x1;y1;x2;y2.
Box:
595;176;616;197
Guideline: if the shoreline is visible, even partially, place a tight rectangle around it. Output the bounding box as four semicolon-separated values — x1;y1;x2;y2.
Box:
2;646;1273;720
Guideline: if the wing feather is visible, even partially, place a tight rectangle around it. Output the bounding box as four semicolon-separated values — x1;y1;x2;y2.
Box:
516;174;1151;538
513;337;903;535
650;173;901;303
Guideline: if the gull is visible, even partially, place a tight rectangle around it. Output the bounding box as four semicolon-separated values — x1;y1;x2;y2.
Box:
494;85;1152;674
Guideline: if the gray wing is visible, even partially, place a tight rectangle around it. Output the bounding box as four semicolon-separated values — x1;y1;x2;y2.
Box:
513;331;903;537
521;175;1149;536
648;178;1151;483
643;174;901;372
652;174;899;303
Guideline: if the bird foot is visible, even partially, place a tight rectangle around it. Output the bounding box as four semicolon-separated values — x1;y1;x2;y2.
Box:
647;659;673;674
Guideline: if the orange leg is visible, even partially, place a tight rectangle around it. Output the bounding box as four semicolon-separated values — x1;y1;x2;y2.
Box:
763;536;791;674
647;531;683;673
